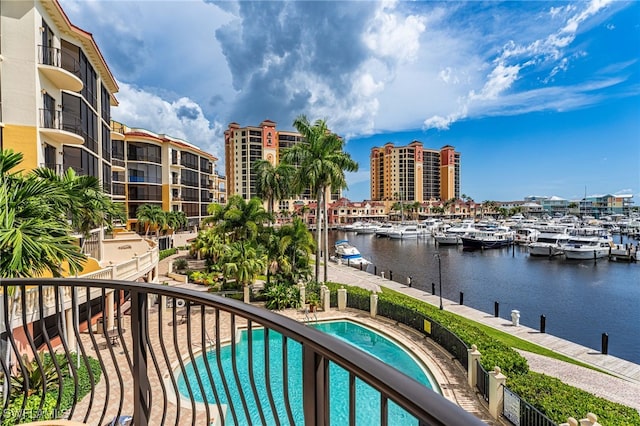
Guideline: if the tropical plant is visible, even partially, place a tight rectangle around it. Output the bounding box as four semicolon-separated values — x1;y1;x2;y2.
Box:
10;351;66;397
136;204;165;237
281;115;358;283
205;195;270;244
33;167;125;253
191;227;225;264
278;217;315;282
0;150;85;278
173;258;188;271
221;241;266;288
252;159;294;216
263;282;300;310
165;210;187;232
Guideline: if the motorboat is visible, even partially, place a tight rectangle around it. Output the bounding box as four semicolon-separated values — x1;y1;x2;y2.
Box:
434;221;477;245
562;227;613;260
333;240;371;266
354;222;379;235
461;227;514;249
434;231;462;245
375;223;395;237
528;227;570;257
388;225;419;239
418;219;442;236
514;228;540;245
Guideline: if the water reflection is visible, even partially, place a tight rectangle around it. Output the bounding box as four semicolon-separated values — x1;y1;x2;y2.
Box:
328;230;640;364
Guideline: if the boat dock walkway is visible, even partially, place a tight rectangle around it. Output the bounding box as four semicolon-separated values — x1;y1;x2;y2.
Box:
325;261;640;411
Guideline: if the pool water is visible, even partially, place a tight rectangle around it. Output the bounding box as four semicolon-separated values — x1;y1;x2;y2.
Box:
177;320;438;425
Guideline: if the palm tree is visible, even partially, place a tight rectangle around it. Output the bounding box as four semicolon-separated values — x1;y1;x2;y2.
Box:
33;167;125;254
207;195;270;243
282;115;358;283
252;160;294;216
136;204;165;237
0;150;85;278
411;201;421;220
191;227;225;264
222;241;266;290
279;217;315;282
165;210;187;233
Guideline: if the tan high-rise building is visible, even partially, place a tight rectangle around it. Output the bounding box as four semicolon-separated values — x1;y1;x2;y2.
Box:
1;0;119;191
111;122;219;230
370;142;460;202
224;120;339;212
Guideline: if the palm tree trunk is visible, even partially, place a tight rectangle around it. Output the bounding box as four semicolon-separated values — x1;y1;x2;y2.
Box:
323;186;329;283
315;189;322;283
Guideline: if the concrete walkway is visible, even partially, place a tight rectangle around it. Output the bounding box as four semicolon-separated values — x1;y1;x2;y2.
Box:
325;261;640;411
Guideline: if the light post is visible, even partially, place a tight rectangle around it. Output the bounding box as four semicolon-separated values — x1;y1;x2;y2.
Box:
434;253;443;310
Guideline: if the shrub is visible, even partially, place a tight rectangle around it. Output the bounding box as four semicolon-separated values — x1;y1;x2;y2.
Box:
173;257;188;271
3;353;101;426
263;282;300;310
159;247;178;260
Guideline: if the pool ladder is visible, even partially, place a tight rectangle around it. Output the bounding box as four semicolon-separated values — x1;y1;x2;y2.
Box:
303;307;318;324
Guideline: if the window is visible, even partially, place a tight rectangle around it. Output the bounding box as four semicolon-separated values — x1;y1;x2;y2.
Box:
102;123;111;162
102;162;112;194
127;142;161;163
128;164;162;183
181;152;198;169
128;185;162;201
100;84;110;122
63;146;98;178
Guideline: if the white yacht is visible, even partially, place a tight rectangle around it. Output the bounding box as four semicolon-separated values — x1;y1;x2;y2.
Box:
375;223;395;237
562;228;613;260
354;222;379;235
333;240;371;266
434;221;477;245
388;225;419;239
528;227;570;257
514;228;540;245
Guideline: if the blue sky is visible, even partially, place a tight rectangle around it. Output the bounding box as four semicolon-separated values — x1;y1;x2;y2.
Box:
61;0;639;203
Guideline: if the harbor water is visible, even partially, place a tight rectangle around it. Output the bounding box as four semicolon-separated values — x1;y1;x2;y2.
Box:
328;230;640;364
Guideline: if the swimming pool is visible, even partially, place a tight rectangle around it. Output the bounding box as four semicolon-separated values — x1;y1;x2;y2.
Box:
177;319;439;425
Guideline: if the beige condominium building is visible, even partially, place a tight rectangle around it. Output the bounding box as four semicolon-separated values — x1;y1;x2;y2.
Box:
224;120;340;214
1;0;118;189
111;122;220;230
370;141;460;203
0;1;221;232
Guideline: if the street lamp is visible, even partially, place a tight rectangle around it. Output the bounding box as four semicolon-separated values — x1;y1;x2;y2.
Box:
434;253;443;310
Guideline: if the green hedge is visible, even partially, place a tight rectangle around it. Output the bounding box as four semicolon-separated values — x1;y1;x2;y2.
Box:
159;247;178;260
325;282;640;426
508;372;640;426
2;354;102;426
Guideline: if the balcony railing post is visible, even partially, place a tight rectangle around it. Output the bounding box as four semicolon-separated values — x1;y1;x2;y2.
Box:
131;289;150;426
303;345;327;426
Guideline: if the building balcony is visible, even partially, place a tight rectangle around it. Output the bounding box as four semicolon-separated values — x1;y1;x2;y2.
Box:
39;109;84;145
111;158;126;171
38;45;83;92
111;121;126;140
1;276;481;426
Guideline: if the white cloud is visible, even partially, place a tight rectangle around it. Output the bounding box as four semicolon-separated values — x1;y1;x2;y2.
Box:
113;82;225;162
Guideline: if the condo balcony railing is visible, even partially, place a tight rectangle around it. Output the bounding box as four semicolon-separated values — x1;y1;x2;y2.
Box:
0;278;483;426
38;45;81;77
39;108;81;135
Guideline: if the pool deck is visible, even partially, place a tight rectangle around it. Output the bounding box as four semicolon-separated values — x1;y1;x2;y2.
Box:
325;261;640;411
